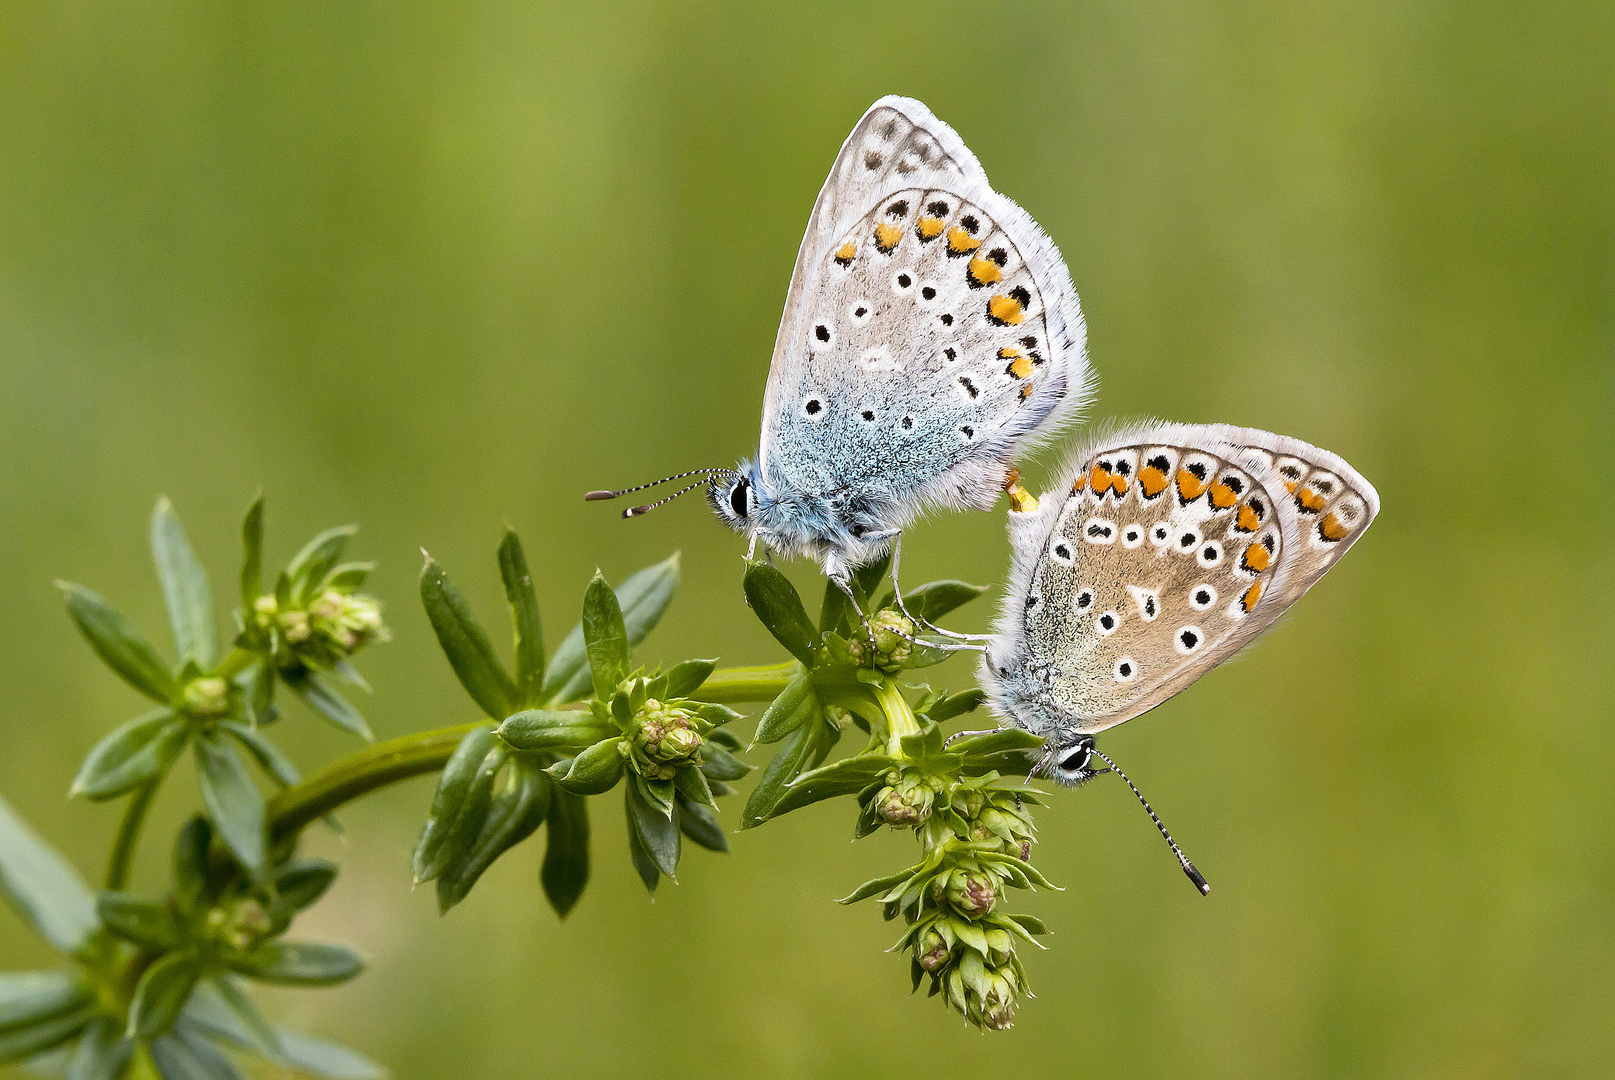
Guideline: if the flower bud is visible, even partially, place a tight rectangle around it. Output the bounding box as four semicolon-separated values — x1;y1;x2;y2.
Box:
625;700;703;779
916;930;951;973
942;868;997;918
974;967;1018;1030
182;677;231;718
847;609;915;673
874;773;937;827
222;899;272;951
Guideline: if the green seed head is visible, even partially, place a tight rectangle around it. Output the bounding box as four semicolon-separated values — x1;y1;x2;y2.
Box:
847;609;916;673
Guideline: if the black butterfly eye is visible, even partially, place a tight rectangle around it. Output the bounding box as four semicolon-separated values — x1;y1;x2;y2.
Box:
729;477;750;519
1059;745;1092;773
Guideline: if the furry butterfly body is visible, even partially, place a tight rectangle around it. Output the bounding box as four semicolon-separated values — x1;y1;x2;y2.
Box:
706;96;1094;582
980;421;1379;778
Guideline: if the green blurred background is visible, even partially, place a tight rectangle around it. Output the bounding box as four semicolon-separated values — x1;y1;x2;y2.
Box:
3;1;1612;1076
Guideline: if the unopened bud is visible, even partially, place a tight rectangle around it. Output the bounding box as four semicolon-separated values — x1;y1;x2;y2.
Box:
917;930;950;973
182;677;230;717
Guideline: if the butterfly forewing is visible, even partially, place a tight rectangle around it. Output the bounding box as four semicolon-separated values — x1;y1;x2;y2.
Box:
759;97;1090;515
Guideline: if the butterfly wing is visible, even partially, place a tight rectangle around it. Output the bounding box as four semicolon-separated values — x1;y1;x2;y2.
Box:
996;421;1376;735
758;97;1092;524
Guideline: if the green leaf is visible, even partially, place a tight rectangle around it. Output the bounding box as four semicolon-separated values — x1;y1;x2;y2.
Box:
236;942;363;987
419;556;516;721
411;727;498;884
495;711;612;753
498;530;546;708
184;985;388;1079
65;1015;132;1080
661;659;716;699
320;562;373;593
436;768;549;913
579;573;628;701
1005;912;1051;937
271;859;338;916
741;563;819;666
69;710;186;800
0;794;98;955
913;688;987;724
419;739;505;886
206;976;281;1064
948;727;1044;758
217;723;298;788
545;739;625;796
149;1023;245;1080
740;721;817;829
697;743;751;783
769;754;895;819
151;498;217;668
541;555;680;704
281;671;372;742
56;583;177;704
0;1002;94;1066
0;972;89;1033
284;525;357;605
877;579;988;622
675;799;727;853
243;664;275;728
238;498;263;611
837;867;916;905
193;733;266;876
97;893;185;950
540;791;589;919
623;785;669;890
171;818;212;918
129;953;202;1039
751;673;819;744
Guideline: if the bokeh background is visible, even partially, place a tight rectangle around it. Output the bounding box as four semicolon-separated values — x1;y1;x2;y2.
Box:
3;1;1612;1076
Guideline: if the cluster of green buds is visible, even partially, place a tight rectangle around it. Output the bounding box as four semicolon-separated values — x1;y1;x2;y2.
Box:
412;537;748;912
735;555;1056;1030
57;497;386;878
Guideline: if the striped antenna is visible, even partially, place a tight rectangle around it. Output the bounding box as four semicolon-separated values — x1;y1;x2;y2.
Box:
1088;744;1211;896
585;468;738;519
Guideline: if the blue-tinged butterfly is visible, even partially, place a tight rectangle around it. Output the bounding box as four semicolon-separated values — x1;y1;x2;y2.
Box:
588;96;1094;605
974;422;1379;892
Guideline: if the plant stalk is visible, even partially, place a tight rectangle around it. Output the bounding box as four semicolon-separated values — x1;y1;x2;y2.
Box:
105;777;162;891
690;661;798;703
871;677;921;756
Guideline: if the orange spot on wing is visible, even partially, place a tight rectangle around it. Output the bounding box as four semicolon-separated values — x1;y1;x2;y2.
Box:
1020;383;1034;399
947;226;981;255
1241;542;1272;573
1088;464;1113;495
1208;481;1239;509
834;241;856;265
1296;486;1328;513
1319;511;1351;541
1242;581;1264;612
1002;348;1034;378
967;256;1003;287
1236;503;1261;532
874;223;902;253
1176;468;1209;501
1072;472;1089;494
917;216;945;240
987;293;1025;325
1138;465;1169;498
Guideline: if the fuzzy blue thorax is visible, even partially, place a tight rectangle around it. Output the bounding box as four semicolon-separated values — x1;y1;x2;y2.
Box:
708;456;902;578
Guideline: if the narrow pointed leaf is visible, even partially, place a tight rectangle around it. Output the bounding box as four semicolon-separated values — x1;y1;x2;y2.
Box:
623;786;665;891
284;525;357;603
185;983;387;1079
580;573;628;701
218;723;299;787
498;530;546;707
235;942;363;986
171;818;212;918
70;710;185;800
425;742;505;887
57;584;176;704
151;498;217;667
542;554;680;704
411;726;497;884
0;795;98;955
271;858;338;916
0;972;89;1032
194;734;266;876
129;953;201;1039
149;1023;245;1080
770;754;895;817
838;868;916;905
282;671;372;742
948;727;1045;757
877;579;989;622
496;711;612;753
751;673;818;744
0;1004;94;1065
238;498;263;611
540;791;589;918
661;659;716;699
674;799;727;852
97;893;185;950
65;1015;132;1080
914;688;987;724
740;721;817;829
545;739;625;796
697;743;750;782
419;557;516;721
741;563;818;666
436;769;549;912
207;976;282;1064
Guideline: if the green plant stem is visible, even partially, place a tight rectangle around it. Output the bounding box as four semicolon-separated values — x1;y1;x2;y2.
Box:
105;777;161;891
266;723;482;842
871;677;921;756
693;661;799;703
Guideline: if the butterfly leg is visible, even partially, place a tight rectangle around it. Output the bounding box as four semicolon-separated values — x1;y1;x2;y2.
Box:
830;572;878;653
889;533;992;642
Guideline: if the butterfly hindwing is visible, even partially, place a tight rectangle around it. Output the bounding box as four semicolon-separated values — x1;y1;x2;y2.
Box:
759;97;1092;520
